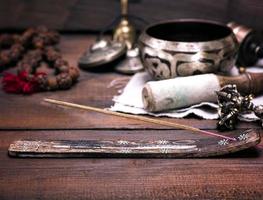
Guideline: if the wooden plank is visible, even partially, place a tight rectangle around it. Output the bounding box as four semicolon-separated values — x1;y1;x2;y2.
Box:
1;157;262;200
0;158;262;200
1;0;263;31
0;31;262;200
0;130;263;200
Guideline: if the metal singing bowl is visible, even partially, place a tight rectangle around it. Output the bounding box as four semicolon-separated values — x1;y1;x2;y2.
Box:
139;20;239;80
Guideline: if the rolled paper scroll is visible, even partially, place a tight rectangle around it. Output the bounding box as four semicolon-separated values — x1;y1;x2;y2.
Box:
142;72;263;112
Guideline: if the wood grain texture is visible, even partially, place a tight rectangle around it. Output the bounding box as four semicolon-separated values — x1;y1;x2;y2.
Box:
0;130;263;200
8;129;261;158
0;35;263;199
0;0;263;31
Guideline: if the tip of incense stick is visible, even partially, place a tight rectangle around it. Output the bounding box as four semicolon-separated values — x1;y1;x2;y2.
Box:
201;129;236;141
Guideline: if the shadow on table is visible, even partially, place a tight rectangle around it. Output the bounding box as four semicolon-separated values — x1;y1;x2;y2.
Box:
215;146;262;158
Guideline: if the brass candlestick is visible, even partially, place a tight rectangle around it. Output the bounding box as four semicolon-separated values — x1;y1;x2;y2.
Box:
113;0;136;49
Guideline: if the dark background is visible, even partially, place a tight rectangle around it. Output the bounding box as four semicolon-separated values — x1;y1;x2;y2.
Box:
0;0;263;32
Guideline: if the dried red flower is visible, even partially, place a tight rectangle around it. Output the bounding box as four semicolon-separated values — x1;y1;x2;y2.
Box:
2;70;46;94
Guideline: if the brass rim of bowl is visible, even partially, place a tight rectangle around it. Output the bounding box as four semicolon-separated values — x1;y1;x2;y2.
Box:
139;19;238;52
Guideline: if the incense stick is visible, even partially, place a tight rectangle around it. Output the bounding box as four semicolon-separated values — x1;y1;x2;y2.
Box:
44;98;236;141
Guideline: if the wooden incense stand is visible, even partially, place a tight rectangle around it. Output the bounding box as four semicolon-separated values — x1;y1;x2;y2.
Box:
8;129;260;158
8;99;261;158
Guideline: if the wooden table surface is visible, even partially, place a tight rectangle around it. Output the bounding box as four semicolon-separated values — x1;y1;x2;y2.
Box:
0;35;262;200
